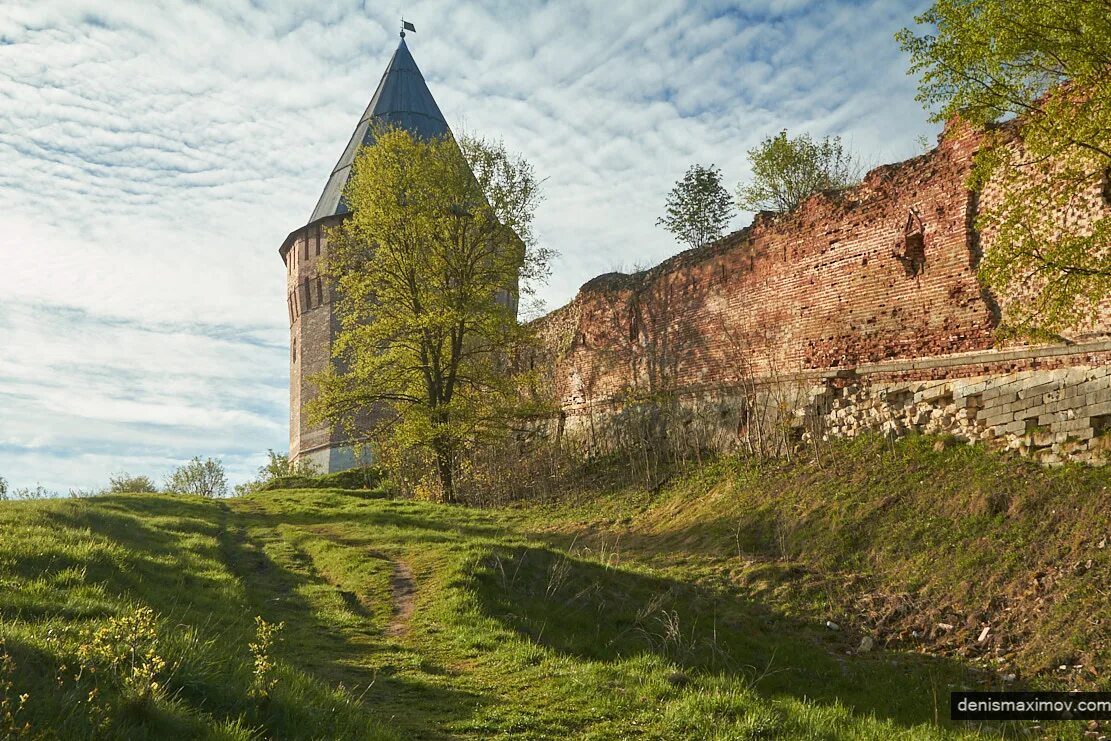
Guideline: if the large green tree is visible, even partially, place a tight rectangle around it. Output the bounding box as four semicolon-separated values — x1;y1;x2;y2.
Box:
656;164;735;249
736;130;860;213
898;0;1111;338
310;128;549;503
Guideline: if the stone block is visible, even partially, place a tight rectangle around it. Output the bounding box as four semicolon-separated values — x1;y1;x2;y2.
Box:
980;411;1013;428
1031;429;1055;447
1084;391;1111;408
1037;411;1067;426
1085;400;1111;418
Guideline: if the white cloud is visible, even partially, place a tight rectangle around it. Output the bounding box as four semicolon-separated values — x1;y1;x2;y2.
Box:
0;0;938;490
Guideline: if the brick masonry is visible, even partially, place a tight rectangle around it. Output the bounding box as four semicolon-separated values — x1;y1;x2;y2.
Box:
528;124;1111;463
281;214;367;472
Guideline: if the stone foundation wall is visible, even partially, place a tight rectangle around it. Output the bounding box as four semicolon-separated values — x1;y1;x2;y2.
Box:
803;365;1111;466
553;342;1111;466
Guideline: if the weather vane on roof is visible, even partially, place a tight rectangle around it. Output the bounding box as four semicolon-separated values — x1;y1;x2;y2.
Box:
400;19;415;38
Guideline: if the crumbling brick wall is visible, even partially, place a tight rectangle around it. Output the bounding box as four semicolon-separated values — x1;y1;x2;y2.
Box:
528;123;1111;462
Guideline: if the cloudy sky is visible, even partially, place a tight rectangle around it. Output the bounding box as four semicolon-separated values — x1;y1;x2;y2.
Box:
0;0;937;492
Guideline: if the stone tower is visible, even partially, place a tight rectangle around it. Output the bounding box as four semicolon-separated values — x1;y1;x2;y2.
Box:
280;37;451;472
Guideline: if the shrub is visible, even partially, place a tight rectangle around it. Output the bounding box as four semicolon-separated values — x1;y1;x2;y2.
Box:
10;485;54;501
106;473;158;494
0;476;7;501
164;457;228;498
77;606;166;703
0;643;30;737
234;450;323;496
258;466;384;492
736;130;861;213
248;616;283;699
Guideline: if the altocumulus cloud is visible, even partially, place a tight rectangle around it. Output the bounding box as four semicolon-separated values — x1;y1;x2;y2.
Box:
0;0;936;491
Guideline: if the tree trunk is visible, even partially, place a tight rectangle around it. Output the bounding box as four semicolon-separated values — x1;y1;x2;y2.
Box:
435;447;456;504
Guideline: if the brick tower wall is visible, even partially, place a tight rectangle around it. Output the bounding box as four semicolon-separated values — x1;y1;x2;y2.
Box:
282;214;367;473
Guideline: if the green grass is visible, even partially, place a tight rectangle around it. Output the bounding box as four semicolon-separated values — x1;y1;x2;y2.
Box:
506;436;1111;686
0;435;1106;738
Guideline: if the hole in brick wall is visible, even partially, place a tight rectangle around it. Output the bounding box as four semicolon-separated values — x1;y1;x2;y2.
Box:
899;232;926;277
1024;418;1039;435
1093;414;1111;436
893;211;927;277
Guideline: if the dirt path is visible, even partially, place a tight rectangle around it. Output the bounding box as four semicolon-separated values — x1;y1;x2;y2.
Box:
386;560;416;637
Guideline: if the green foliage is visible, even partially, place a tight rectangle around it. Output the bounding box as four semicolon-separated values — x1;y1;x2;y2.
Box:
235;450;322;496
0;644;30;737
0;475;7;501
259;466;385;492
248;616;283;699
8;485;53;501
655;163;735;249
77;606;166;703
736;130;861;212
260;449;321;481
107;472;158;494
897;0;1111;337
310;127;551;503
164;456;228;497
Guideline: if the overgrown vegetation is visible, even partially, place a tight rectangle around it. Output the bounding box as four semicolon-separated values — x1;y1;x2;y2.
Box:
107;473;158;494
257;465;385;493
898;0;1111;338
235;449;322;496
0;436;1106;737
736;130;862;212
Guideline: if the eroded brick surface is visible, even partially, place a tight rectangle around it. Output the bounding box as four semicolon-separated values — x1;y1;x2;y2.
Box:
527;125;1111;463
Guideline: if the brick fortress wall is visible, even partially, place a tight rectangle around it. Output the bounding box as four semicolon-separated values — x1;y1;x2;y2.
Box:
527;124;1111;464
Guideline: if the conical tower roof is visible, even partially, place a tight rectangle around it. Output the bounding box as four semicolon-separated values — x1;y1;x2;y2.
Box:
309;38;450;222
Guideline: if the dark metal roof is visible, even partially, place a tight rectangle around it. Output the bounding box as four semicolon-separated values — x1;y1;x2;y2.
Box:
309;38;451;223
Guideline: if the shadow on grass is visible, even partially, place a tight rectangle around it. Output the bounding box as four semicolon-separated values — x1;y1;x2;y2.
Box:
1;494;478;740
232;495;512;543
472;544;986;733
217;508;484;740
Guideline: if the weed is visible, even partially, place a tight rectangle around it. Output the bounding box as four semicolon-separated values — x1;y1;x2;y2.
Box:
248;616;284;700
0;644;30;737
77;605;166;702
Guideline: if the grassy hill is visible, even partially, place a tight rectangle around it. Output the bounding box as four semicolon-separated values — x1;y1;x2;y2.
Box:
0;435;1107;739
